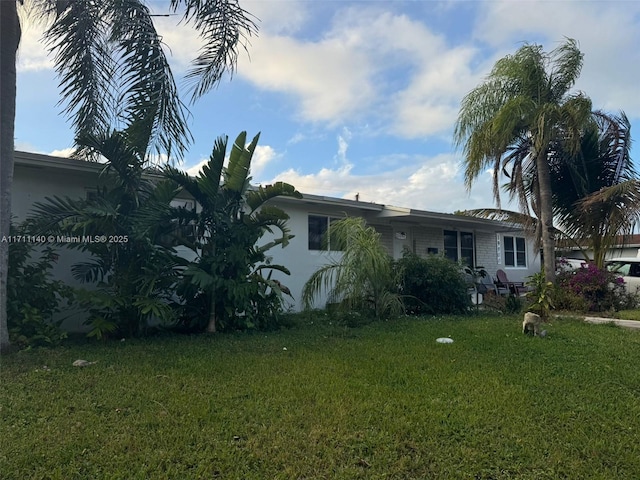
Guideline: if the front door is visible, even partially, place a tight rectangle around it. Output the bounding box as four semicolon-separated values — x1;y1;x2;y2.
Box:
393;229;412;259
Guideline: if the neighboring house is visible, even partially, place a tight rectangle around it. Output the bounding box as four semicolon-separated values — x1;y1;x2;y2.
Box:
558;235;640;263
11;151;541;328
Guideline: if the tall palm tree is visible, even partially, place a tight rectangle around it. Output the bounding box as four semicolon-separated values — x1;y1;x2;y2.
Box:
0;0;257;352
454;38;592;283
0;1;22;353
462;112;638;269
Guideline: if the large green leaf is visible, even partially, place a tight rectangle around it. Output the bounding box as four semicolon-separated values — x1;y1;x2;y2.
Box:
246;182;302;213
224;131;258;193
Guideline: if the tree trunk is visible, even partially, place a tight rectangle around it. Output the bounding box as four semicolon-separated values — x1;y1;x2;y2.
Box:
536;151;557;284
0;1;21;354
206;294;217;333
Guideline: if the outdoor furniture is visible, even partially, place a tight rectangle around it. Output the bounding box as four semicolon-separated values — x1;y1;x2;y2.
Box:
480;274;509;296
495;269;530;295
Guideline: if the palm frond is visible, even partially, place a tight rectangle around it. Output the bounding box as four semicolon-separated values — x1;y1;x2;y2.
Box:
171;0;259;101
109;0;192;158
43;0;115;139
29;195;88;235
301;262;341;310
71;260;110;283
548;38;583;100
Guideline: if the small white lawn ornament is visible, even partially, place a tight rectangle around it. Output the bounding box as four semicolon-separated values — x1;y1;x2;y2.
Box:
436;337;454;344
72;359;97;367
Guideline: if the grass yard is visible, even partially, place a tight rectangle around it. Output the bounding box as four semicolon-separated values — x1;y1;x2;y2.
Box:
2;314;640;479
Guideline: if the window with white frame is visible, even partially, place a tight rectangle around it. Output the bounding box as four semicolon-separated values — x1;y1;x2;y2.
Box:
504;235;526;267
443;230;475;266
308;215;342;251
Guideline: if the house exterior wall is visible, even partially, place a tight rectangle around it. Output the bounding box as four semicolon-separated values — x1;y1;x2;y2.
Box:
12;158;107;331
495;231;539;283
10;152;541;329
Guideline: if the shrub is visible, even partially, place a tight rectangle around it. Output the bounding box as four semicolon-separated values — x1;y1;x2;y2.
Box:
397;252;471;315
525;271;555;319
7;223;73;349
302;217;404;320
555;263;635;312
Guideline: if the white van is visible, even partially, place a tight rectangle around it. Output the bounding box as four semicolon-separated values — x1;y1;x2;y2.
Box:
606;249;640;295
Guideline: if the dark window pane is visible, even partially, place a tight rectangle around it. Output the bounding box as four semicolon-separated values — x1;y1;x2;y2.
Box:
505;251;515;266
308;215;328;250
444;230;458;262
460;232;474;267
504;236;526;267
504;236;514;252
504;236;514;266
516;237;526;266
460;232;473;249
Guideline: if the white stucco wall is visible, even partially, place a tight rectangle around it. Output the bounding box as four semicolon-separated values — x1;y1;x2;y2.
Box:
11;153;541;328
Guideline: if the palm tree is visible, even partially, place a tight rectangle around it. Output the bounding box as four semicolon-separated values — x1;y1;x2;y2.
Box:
454;38;593;283
165;132;302;333
0;1;21;353
0;0;257;352
301;217;404;319
462;112;638;269
30;130;183;338
550;112;639;267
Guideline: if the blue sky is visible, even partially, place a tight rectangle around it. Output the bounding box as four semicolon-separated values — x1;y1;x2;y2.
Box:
15;0;640;213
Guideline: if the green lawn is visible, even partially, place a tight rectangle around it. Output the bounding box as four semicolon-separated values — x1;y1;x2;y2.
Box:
2;314;640;479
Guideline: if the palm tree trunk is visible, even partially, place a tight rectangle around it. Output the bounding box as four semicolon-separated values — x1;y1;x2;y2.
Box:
0;1;21;354
206;239;217;333
536;151;557;284
206;294;217;333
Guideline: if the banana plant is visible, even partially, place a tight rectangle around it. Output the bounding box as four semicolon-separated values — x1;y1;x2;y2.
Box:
165;131;302;333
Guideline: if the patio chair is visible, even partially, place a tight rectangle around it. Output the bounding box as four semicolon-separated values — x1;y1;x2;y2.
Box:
495;269;530;295
480;274;509;296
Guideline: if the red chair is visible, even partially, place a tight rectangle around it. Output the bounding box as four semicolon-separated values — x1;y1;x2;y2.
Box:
495;269;530;295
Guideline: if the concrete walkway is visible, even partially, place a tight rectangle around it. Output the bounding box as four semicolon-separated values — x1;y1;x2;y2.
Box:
583;316;640;329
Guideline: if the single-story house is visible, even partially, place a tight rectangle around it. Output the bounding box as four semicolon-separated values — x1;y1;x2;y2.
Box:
11;151;541;329
557;234;640;263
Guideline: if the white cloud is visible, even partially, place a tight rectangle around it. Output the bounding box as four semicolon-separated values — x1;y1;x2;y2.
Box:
242;0;309;35
231;5;490;138
185;158;208;177
16;16;52;72
251;145;279;180
389;46;480;138
335;127;351;164
184;144;278;180
237;33;375;124
47;147;75;158
473;1;640;117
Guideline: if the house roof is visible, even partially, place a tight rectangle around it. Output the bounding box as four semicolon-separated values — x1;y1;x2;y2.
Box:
15;150;104;174
557;234;640;250
14;150;165;179
15;150;522;232
276;190;520;232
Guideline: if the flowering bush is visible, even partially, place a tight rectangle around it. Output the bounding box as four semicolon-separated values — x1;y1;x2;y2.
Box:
555;263;635;312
